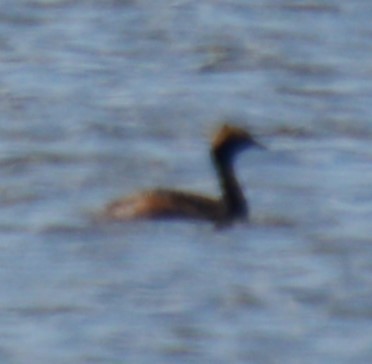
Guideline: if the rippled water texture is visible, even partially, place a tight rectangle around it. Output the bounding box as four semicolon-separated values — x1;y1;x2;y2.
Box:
1;0;372;363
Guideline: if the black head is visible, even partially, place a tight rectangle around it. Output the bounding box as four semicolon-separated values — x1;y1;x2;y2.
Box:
211;124;263;162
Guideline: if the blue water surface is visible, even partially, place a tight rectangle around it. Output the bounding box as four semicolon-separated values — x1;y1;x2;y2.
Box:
1;0;372;363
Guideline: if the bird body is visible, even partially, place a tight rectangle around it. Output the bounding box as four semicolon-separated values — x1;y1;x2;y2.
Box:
104;124;263;225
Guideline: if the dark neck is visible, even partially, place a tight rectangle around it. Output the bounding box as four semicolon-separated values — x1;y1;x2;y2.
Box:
212;150;248;219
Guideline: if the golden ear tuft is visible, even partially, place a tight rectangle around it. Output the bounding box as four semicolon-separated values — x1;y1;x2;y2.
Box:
212;123;252;149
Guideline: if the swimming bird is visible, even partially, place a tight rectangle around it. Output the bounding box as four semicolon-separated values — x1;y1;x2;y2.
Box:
104;124;264;226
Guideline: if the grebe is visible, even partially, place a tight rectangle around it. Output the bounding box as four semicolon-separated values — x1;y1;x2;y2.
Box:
104;124;263;225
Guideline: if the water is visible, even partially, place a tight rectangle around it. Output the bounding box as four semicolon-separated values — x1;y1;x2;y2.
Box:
1;0;372;362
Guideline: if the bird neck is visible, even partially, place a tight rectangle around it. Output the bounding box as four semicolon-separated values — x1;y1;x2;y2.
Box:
212;150;248;219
